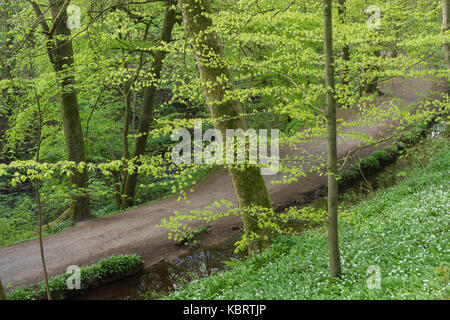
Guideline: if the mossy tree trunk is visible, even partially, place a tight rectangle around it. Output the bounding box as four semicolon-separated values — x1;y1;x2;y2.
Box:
324;0;342;278
362;51;381;95
443;0;450;69
178;0;273;254
0;277;6;300
121;0;177;208
31;0;91;222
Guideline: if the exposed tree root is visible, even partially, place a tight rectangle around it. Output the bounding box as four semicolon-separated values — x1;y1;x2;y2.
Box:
43;209;71;230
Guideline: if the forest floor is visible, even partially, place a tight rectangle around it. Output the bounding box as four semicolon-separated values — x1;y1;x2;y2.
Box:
0;73;447;290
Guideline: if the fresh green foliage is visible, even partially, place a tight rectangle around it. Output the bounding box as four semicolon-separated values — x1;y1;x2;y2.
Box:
167;148;450;300
0;193;36;247
177;224;211;246
0;0;448;255
372;150;393;163
160;121;446;252
356;156;381;172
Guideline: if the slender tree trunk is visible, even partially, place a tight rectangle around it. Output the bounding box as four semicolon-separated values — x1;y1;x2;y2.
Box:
122;85;132;161
323;0;342;278
31;0;91;222
36;181;52;300
30;56;52;300
118;24;149;207
179;0;273;254
0;278;6;300
338;0;350;86
115;83;132;208
443;0;450;69
112;171;123;208
132;91;137;132
121;0;177;208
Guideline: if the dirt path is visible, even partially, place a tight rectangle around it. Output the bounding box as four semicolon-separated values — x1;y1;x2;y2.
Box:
0;74;446;290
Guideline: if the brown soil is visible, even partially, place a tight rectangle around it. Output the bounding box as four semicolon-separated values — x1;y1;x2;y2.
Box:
0;73;446;290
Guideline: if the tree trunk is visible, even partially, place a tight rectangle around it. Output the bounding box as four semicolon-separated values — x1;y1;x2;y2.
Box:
178;0;273;254
116;83;131;208
323;0;342;278
122;84;132;161
30;54;52;300
31;0;91;222
121;0;177;208
50;0;91;222
36;180;52;300
338;0;350;86
443;0;450;69
0;278;6;300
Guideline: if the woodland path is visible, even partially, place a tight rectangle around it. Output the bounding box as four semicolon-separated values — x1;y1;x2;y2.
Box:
0;73;446;289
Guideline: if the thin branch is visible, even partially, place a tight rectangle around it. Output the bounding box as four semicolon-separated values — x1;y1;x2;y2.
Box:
272;0;296;18
352;46;442;94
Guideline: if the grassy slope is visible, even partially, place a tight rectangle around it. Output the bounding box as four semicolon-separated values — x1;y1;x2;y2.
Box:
168;148;450;300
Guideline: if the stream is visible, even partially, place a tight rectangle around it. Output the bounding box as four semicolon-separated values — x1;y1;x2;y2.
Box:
71;122;449;300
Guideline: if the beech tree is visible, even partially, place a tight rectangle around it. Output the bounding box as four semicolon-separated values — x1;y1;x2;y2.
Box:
323;0;342;278
178;0;273;254
122;0;177;208
30;0;91;222
29;52;52;300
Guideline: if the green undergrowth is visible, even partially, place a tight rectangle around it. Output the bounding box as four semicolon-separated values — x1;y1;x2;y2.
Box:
338;122;430;188
6;254;143;300
167;147;450;300
0;165;215;248
0;120;434;249
0;195;74;248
